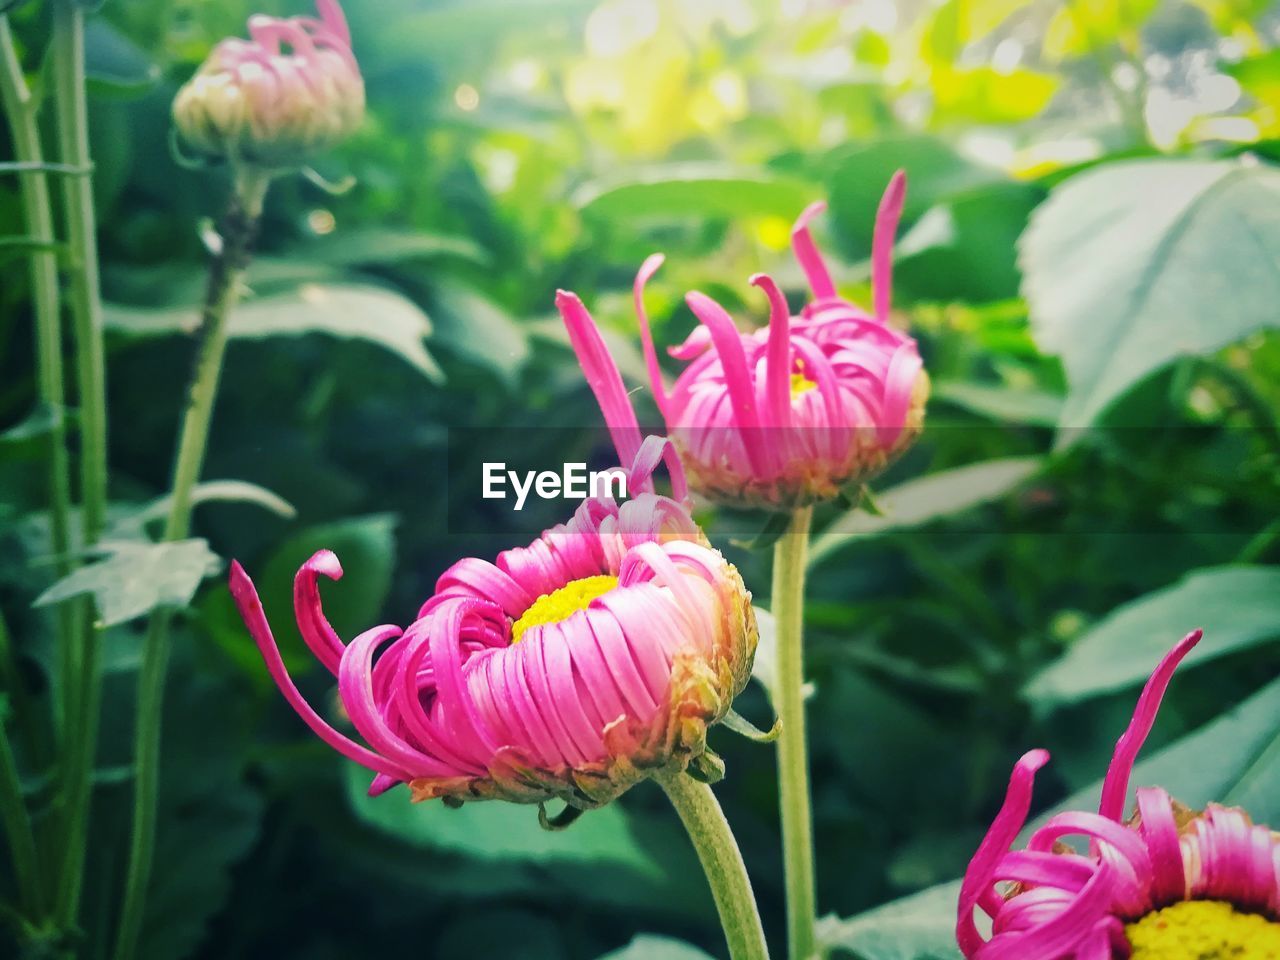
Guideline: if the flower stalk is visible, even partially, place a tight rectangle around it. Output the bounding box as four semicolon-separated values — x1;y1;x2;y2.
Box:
49;0;111;928
773;505;817;960
113;168;271;960
0;14;73;780
655;769;770;960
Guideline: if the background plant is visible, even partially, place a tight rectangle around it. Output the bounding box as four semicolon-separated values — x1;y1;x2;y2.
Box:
1;0;1278;957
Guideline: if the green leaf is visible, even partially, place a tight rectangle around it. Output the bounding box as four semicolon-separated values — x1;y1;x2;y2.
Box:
34;539;222;627
0;234;67;266
719;707;780;743
431;281;532;385
1044;670;1280;826
818;879;962;960
84;16;160;95
342;762;661;876
932;382;1063;426
0;403;65;449
1020;159;1280;427
575;164;819;220
294;226;488;268
598;935;716;960
1024;566;1280;706
110;480;295;540
105;283;445;384
808;457;1043;565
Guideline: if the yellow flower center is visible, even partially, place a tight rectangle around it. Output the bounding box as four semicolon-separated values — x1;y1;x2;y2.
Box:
510;575;619;643
1126;901;1280;959
790;371;817;397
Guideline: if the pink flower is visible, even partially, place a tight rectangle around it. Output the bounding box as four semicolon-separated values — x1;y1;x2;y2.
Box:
173;0;364;169
557;172;928;510
229;436;757;808
958;629;1280;959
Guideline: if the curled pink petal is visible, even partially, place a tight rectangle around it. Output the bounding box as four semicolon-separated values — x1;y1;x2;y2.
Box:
293;549;346;675
229;562;407;780
791;200;837;301
634;254;671;418
1098;629;1202;822
958;749;1049;958
556;290;644;470
872;170;907;323
751;273;794;432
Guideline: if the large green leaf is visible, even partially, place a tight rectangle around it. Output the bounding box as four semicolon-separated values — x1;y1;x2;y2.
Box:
1025;566;1280;706
105;283;444;384
34;539;222;627
342;762;660;876
808;457;1043;565
575;165;818;220
1020;159;1280;427
818;879;962;960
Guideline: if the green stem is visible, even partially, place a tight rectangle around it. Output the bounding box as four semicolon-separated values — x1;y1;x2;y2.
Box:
51;3;108;546
654;770;770;960
0;15;74;780
0;611;44;920
772;505;818;960
112;170;270;960
49;0;111;930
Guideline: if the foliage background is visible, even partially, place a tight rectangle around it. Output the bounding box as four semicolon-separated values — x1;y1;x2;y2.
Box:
2;0;1279;957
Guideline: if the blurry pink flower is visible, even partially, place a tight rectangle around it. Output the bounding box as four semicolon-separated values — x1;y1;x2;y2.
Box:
958;629;1280;959
229;438;757;808
173;0;364;169
557;172;927;510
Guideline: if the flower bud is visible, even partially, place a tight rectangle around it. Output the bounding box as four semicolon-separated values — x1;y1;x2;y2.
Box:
173;0;364;171
558;173;929;511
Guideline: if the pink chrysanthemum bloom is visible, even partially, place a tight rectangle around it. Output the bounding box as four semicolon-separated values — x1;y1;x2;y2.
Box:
229;435;757;810
173;0;364;170
958;629;1280;959
558;172;928;511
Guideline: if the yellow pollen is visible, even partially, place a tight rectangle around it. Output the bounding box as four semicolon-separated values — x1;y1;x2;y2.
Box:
1126;901;1280;959
790;371;817;397
510;575;619;644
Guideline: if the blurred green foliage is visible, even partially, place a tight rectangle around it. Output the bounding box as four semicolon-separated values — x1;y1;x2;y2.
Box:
2;0;1279;957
